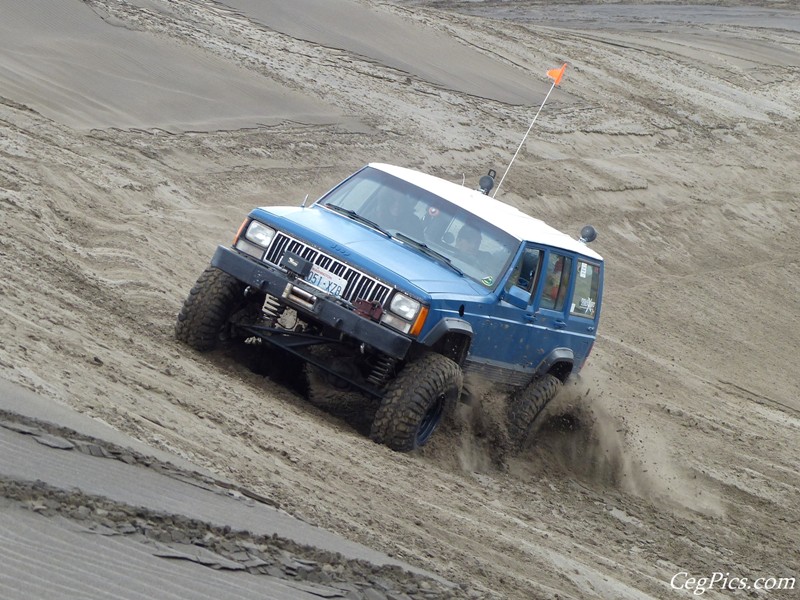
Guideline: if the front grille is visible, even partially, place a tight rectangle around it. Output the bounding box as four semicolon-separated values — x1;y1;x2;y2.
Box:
264;232;391;306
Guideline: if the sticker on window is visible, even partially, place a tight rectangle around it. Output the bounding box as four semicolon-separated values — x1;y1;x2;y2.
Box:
577;296;596;315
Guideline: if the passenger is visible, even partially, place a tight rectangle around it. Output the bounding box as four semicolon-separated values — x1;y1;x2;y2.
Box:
542;255;569;309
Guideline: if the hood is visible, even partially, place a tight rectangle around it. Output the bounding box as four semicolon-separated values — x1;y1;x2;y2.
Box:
250;205;492;299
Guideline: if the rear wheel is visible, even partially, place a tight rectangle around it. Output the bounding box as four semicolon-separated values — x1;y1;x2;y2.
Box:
507;373;562;451
305;347;369;416
175;266;257;351
370;353;462;452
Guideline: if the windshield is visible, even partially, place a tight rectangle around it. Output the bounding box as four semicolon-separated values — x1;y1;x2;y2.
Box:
318;166;518;288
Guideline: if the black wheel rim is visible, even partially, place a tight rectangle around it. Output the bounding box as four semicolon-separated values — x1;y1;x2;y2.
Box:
415;393;445;446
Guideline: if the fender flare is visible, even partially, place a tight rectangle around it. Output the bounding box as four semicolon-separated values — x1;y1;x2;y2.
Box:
420;317;473;345
419;318;473;365
535;347;574;382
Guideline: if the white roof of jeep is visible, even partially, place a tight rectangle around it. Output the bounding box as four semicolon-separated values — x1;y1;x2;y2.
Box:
371;163;603;261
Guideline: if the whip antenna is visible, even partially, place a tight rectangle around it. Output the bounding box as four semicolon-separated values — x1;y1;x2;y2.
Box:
493;63;567;198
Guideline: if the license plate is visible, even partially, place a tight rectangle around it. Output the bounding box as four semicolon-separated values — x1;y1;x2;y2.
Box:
305;264;347;297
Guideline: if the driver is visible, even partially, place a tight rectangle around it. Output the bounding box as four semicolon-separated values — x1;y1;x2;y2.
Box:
379;194;423;239
455;225;482;254
456;225;494;271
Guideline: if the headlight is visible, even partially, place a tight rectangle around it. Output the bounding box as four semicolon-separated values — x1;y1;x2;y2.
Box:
244;221;276;247
235;237;265;259
389;293;421;321
381;293;428;335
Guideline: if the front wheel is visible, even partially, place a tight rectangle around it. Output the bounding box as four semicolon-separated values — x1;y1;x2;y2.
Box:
175;266;254;351
370;353;463;452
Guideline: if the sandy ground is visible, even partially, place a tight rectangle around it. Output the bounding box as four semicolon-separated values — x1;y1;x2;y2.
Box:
1;0;799;598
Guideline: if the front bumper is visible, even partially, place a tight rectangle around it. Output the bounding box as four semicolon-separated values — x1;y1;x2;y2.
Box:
210;245;412;359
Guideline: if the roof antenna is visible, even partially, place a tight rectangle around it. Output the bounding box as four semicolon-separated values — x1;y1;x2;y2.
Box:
302;163;322;208
493;63;567;199
303;118;343;207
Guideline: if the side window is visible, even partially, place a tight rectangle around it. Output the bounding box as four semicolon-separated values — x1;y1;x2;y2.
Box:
540;253;572;311
506;247;542;295
570;261;600;319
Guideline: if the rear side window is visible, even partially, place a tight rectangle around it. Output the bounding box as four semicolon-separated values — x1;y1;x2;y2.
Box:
570;261;600;318
541;253;572;311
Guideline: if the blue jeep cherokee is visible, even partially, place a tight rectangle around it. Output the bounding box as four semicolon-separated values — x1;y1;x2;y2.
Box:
176;163;603;452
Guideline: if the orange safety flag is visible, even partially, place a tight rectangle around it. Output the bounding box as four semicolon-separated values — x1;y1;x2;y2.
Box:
547;63;567;86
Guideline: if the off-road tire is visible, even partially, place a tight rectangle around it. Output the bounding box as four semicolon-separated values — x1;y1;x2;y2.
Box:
370;353;463;452
175;266;248;351
305;347;368;416
507;373;561;451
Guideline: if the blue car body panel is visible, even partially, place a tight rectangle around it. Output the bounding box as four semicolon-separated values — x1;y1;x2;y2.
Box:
248;199;603;383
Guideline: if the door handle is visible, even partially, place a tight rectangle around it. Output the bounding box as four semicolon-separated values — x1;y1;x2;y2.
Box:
524;313;536;323
553;320;567;329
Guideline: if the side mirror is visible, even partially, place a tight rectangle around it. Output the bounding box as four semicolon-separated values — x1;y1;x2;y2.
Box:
502;285;530;310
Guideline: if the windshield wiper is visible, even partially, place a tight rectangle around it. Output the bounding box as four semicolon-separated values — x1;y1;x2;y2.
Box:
394;233;463;276
323;204;390;237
